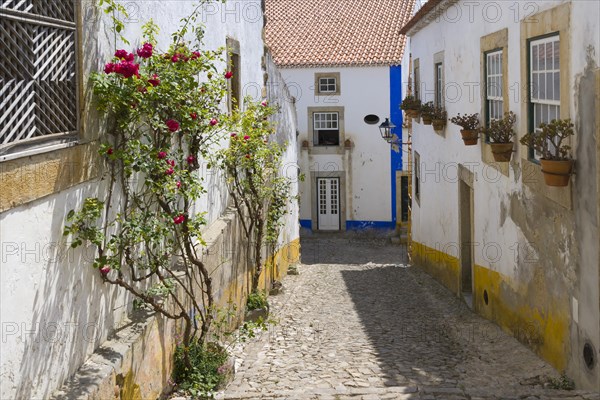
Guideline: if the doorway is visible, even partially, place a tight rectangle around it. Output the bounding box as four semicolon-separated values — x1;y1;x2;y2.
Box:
317;177;340;231
459;174;474;308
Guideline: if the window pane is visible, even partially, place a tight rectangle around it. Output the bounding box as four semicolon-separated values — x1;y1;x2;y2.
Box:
554;72;560;100
546;72;553;100
532;45;538;71
531;73;539;100
554;41;560;69
539;72;546;100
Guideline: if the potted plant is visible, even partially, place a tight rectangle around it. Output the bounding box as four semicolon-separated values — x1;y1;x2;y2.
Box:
431;107;447;131
420;101;435;125
450;113;481;145
400;95;422;118
480;111;516;162
520;119;575;187
245;290;269;322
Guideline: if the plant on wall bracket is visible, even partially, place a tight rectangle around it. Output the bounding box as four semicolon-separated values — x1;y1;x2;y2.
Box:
450;113;481;145
480;111;516;162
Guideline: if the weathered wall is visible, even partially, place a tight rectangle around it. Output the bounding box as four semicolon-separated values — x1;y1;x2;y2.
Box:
283;66;396;229
408;0;600;390
0;1;299;398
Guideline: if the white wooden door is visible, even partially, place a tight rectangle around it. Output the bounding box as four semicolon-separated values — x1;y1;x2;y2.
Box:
317;178;340;231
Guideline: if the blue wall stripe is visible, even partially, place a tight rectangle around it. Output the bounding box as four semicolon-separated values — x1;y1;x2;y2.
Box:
390;65;403;226
346;220;396;230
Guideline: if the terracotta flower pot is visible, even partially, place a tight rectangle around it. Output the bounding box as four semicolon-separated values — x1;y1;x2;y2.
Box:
540;159;574;187
490;142;513;162
405;109;420;119
422;115;433;125
461;129;479;145
432;119;446;131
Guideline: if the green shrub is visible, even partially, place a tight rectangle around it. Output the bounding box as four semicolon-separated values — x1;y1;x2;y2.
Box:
173;341;231;398
247;290;268;311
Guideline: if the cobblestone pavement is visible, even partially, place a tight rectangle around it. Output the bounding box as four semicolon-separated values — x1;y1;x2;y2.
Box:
220;235;599;400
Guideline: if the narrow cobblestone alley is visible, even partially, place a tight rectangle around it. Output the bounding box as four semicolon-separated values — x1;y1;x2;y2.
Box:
221;235;600;400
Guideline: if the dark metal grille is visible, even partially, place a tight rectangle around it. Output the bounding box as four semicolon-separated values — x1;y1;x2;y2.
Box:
0;0;77;153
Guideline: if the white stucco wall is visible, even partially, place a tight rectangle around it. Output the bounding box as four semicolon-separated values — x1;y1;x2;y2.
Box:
408;0;600;389
0;1;299;398
282;66;394;226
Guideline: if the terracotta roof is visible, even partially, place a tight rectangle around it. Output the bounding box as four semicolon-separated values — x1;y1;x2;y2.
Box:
265;0;416;68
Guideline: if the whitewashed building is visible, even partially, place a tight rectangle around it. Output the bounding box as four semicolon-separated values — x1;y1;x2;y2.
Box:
0;1;299;398
265;0;415;232
401;0;600;390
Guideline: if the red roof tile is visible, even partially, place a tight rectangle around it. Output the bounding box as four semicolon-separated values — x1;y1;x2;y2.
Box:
265;0;416;68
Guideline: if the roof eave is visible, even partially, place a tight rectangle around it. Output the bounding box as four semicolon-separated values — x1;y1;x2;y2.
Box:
400;0;458;36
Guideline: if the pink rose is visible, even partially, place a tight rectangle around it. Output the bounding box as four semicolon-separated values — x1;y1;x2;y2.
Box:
187;155;196;165
100;266;111;275
148;74;160;87
176;181;181;189
224;71;233;79
171;54;180;63
136;43;153;58
167;159;175;167
157;151;167;159
166;119;180;132
230;133;237;138
261;101;268;107
210;118;218;126
243;135;250;140
173;214;185;224
191;51;201;60
165;167;174;175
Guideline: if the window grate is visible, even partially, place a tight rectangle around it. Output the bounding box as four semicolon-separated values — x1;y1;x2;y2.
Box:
0;0;77;153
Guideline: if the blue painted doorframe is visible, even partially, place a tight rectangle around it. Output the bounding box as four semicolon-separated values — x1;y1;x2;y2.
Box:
390;65;403;225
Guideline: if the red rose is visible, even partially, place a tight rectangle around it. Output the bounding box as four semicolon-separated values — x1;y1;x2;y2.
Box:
115;49;134;61
230;133;237;138
100;266;111;275
166;119;180;132
104;63;115;74
173;214;185;224
210;118;218;126
167;159;175;167
148;74;160;87
114;61;140;78
191;51;201;60
136;42;153;58
176;181;181;189
165;167;174;175
245;154;251;159
187;155;196;164
190;112;198;120
243;135;250;140
137;86;147;93
224;71;233;79
106;147;114;155
171;54;180;63
157;151;167;159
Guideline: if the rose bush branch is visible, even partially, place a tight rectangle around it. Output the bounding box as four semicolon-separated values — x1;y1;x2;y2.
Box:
64;6;236;371
214;98;292;294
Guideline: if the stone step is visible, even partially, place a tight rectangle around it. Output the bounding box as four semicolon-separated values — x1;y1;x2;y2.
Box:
219;385;419;399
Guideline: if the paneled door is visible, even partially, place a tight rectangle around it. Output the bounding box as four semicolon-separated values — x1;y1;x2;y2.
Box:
317;177;340;231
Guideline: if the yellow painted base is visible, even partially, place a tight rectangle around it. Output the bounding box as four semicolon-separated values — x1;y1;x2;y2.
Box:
412;240;569;372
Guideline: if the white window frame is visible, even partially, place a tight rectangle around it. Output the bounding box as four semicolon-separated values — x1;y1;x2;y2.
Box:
313;112;339;130
529;34;560;160
318;77;337;93
486;50;504;123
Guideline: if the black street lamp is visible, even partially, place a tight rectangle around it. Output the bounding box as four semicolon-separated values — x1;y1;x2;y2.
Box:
378;118;396;143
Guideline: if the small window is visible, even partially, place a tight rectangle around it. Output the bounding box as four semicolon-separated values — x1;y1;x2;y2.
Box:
414;64;421;101
319;77;336;93
226;38;241;112
529;34;560;160
313;112;339;146
414;152;421;204
435;63;443;107
0;1;79;160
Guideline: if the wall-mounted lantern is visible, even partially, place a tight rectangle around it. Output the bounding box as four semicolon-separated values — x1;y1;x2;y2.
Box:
378;118;396;143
